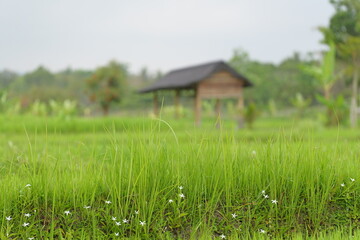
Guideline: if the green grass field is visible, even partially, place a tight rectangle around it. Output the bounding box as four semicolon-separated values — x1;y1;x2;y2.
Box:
1;115;360;239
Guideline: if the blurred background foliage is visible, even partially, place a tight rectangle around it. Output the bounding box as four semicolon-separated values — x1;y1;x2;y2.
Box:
0;0;359;128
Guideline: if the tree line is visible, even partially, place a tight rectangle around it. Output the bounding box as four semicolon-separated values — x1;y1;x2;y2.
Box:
0;0;359;125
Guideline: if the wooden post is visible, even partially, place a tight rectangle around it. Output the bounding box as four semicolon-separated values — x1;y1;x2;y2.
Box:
174;89;180;119
153;91;159;117
237;88;244;129
215;98;221;128
194;88;201;126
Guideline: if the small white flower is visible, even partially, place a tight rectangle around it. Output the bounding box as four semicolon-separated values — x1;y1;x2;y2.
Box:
105;200;112;204
123;219;129;223
271;199;278;204
22;222;30;227
261;190;266;195
28;238;34;240
264;194;269;199
25;184;31;188
115;221;121;226
179;186;184;190
220;234;226;239
6;216;12;221
179;193;185;198
169;199;174;203
231;213;237;218
111;216;117;221
341;183;345;187
83;205;91;209
24;213;31;217
115;232;119;236
252;150;256;155
64;210;71;215
140;221;146;226
259;229;266;234
135;210;139;214
350;178;355;182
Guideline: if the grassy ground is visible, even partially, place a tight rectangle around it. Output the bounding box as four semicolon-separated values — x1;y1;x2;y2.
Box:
1;115;360;239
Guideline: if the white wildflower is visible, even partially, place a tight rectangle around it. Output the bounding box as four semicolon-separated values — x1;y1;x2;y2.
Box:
231;213;237;218
64;210;71;215
341;183;345;187
179;186;184;190
25;184;31;188
111;216;117;221
115;221;121;226
259;229;266;234
24;213;31;217
140;221;146;226
135;210;139;214
6;216;12;221
123;219;129;223
179;193;185;198
22;222;30;227
169;199;174;203
271;199;278;204
264;194;269;199
105;200;112;204
220;234;226;239
83;206;91;209
115;232;119;236
350;178;355;182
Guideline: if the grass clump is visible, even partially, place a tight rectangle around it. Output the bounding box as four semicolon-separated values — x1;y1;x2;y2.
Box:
0;117;360;239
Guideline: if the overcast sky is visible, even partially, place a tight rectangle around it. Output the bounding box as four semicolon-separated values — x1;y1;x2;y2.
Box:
0;0;334;74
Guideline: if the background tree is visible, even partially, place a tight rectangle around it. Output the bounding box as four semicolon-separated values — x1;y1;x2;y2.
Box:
338;36;360;127
301;41;337;100
0;70;18;90
229;49;317;108
322;0;360;127
87;61;127;115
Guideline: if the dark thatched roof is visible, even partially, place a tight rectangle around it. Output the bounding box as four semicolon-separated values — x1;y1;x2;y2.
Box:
139;60;252;93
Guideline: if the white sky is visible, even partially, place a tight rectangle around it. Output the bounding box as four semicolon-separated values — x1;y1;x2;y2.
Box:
0;0;334;74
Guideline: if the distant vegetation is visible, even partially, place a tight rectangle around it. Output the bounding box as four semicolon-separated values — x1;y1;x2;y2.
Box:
1;1;360;239
0;0;359;128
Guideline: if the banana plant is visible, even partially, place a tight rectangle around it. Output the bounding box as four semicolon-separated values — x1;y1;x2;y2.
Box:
302;41;337;100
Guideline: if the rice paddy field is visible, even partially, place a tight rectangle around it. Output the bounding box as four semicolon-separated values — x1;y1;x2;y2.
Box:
1;115;360;239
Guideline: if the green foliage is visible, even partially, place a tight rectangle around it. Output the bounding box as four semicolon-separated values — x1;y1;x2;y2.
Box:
317;94;349;126
160;105;190;118
243;102;260;129
301;41;337;99
87;61;127;115
328;0;360;44
268;99;277;117
229;50;317;107
290;93;312;119
0;70;18;90
30;100;47;116
49;99;78;120
0;91;7;113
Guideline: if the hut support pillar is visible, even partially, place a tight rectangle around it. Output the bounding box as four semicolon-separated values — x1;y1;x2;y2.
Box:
237;89;244;128
215;98;221;128
174;89;180;119
153;91;159;117
194;89;201;126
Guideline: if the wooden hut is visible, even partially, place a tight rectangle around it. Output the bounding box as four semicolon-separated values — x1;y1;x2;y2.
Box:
139;60;252;125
